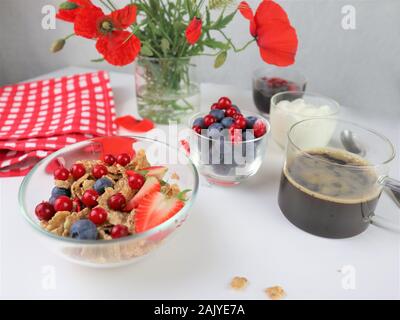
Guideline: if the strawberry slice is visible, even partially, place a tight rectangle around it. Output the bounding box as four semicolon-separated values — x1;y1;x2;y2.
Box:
142;166;168;180
134;192;185;233
125;176;161;211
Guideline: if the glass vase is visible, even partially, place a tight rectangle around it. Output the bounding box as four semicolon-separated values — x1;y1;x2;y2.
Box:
135;56;200;125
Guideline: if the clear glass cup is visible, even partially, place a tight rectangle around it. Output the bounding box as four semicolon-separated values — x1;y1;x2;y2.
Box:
135;56;201;125
19;136;199;268
270;92;340;149
188;110;270;186
278;118;400;238
252;66;307;115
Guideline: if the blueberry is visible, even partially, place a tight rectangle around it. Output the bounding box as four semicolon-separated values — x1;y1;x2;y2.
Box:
193;117;205;128
70;220;98;240
207;123;224;140
49;196;57;206
93;177;113;195
221;117;234;128
210;109;225;122
51;187;71;198
231;105;241;113
246;116;258;129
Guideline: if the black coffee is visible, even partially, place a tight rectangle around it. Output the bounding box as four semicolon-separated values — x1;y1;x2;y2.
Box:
278;148;381;238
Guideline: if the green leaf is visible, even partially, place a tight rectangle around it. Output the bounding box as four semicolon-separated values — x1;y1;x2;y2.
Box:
161;38;170;54
59;1;78;10
141;45;153;56
203;38;228;50
177;189;192;201
214;51;227;68
91;57;105;63
213;10;236;29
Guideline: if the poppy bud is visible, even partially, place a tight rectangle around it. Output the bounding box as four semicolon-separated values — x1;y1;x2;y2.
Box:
50;38;66;53
59;1;79;10
60;1;78;10
214;51;227;68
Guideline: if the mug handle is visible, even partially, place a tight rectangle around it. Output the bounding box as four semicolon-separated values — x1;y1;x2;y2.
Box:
369;176;400;233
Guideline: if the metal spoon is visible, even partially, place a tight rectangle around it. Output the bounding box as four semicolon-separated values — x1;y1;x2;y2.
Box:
340;129;366;156
340;129;400;208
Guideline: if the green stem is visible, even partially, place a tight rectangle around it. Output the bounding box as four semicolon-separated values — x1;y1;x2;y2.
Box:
64;33;75;40
218;30;255;53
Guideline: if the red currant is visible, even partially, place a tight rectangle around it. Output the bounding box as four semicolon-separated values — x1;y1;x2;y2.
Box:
54;196;73;212
229;125;243;144
35;202;55;221
108;193;126;211
73;198;83;212
71;163;86;180
111;224;130;239
218;97;232;109
116;153;131;166
192;125;202;135
203;115;217;128
92;164;108;179
89;207;108;225
128;173;145;190
54;167;70;181
234;117;247;130
233;113;244;120
225;107;238;118
104;154;116;166
81;189;99;207
254;119;267;138
211;103;220;110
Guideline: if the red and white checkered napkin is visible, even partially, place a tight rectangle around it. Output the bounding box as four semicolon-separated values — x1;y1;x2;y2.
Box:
0;71;118;177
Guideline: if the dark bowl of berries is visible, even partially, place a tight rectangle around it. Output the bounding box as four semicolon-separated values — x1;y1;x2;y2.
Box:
252;67;307;115
189;97;270;186
19;136;199;268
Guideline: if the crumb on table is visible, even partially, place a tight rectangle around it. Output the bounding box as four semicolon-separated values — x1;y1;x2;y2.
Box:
265;286;286;300
230;276;248;290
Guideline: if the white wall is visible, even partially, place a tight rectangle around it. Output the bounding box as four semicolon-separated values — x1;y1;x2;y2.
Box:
1;0;400;116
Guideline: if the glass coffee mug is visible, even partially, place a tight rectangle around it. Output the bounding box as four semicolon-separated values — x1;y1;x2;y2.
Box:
278;118;400;238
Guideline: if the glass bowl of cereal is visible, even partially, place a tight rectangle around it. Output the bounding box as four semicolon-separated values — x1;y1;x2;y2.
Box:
19;136;199;268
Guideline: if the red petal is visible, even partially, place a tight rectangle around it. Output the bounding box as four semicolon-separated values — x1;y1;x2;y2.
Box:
238;1;254;20
96;31;141;66
185;18;202;45
109;4;137;29
254;0;290;27
115;115;154;133
45;157;66;174
257;22;298;66
57;10;77;22
73;6;104;39
56;0;96;22
92;137;137;159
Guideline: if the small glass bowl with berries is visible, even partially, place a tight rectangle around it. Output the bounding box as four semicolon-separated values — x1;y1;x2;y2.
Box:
19;136;199;268
252;67;307;115
189;97;270;186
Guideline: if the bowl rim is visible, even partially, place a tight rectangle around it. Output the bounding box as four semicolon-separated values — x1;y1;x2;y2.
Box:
18;136;200;245
189;109;271;143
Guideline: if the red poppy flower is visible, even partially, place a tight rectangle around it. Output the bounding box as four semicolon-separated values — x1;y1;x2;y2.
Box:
74;4;137;39
56;0;97;23
185;17;202;45
72;4;140;66
238;0;298;66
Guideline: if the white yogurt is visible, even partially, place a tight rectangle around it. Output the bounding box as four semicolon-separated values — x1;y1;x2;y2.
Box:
270;98;338;149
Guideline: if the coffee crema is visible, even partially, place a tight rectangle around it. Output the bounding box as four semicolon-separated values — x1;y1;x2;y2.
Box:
278;148;381;238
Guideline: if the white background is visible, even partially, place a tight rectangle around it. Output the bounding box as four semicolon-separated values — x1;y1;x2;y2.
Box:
0;0;400;116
